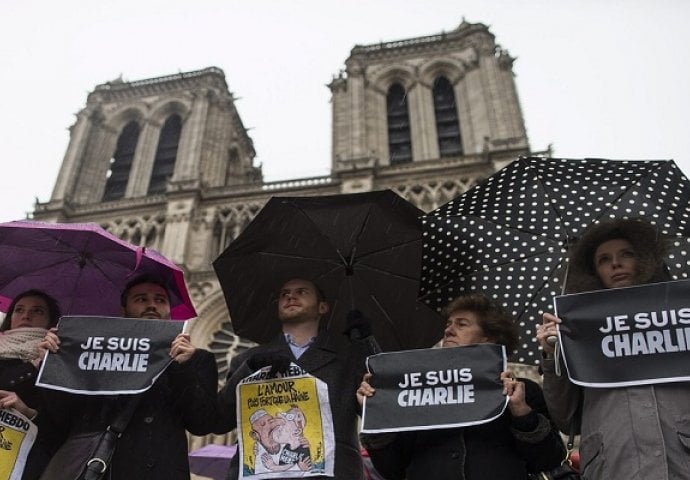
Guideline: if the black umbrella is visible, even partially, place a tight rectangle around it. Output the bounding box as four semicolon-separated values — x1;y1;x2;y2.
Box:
213;190;445;351
419;157;690;363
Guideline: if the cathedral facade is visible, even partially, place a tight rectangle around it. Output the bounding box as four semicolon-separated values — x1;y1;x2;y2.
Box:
32;20;539;449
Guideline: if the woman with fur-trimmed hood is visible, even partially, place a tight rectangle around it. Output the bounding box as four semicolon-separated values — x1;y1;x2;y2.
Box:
536;218;690;480
564;217;670;293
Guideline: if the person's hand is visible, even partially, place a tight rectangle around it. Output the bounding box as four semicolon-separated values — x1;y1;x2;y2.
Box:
536;312;562;354
32;327;60;368
0;390;37;419
41;328;60;353
500;371;531;417
297;455;312;471
261;452;279;470
246;353;292;376
343;309;372;339
170;333;196;364
356;372;375;407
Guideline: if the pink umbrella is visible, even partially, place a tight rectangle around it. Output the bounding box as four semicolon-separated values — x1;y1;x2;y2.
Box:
188;444;237;480
0;220;196;319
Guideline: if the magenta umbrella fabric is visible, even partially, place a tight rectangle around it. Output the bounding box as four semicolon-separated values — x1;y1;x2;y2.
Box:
0;220;196;320
188;444;237;480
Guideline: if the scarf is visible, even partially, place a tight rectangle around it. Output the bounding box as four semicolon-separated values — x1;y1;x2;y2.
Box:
0;327;47;362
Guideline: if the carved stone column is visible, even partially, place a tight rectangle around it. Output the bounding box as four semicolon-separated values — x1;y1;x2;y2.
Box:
160;194;198;264
126;119;162;197
175;90;209;182
51;108;95;202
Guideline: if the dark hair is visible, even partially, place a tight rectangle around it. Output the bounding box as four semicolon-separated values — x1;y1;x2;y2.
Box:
313;283;327;303
280;278;327;303
565;217;668;293
120;274;170;307
1;289;61;331
442;293;519;352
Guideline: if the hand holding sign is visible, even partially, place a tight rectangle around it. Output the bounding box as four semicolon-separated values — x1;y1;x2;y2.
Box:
0;391;36;420
170;333;196;364
500;372;531;417
356;373;375;407
536;313;561;354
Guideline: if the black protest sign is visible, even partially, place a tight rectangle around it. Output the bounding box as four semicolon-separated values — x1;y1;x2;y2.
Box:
36;316;185;395
555;279;690;388
360;344;507;433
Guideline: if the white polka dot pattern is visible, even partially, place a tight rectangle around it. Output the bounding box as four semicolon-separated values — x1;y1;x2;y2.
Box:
419;157;690;363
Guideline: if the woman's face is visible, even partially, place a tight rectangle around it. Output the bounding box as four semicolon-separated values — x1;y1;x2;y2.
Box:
594;238;637;289
442;309;490;347
10;295;51;330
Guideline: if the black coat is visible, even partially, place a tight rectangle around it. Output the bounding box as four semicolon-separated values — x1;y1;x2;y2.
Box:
363;378;565;480
38;349;219;480
0;358;52;480
216;332;377;480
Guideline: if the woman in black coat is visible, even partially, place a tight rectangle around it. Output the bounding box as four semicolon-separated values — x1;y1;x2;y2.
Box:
0;289;61;480
358;293;565;480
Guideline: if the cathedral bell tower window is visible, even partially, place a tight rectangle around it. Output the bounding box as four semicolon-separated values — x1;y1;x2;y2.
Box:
433;76;463;157
148;114;182;194
103;121;140;201
386;83;413;165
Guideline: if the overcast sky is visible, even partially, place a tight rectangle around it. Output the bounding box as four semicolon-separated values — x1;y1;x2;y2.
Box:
2;0;688;222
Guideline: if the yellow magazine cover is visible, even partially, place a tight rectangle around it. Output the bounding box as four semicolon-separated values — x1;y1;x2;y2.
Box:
236;365;334;479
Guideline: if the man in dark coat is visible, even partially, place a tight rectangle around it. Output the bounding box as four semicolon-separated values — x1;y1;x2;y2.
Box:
215;278;378;480
38;275;219;480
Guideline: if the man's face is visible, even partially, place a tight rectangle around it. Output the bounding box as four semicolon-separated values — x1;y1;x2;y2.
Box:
277;279;328;324
123;282;171;320
251;413;284;454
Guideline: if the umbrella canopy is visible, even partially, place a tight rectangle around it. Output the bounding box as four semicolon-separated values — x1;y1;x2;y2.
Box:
419;157;690;363
0;220;196;319
188;444;237;480
213;190;445;351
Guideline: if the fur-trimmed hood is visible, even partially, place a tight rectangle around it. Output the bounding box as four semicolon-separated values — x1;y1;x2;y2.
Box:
564;218;669;293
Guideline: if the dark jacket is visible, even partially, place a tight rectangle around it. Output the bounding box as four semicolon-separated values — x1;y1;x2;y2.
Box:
0;358;40;406
38;349;218;480
1;358;53;480
362;378;565;480
216;332;377;480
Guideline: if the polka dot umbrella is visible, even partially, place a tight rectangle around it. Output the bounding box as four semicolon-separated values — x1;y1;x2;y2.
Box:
419;157;690;364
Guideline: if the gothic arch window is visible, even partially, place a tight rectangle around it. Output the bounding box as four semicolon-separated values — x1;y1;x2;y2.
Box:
433;76;463;157
103;121;140;201
148;114;182;194
130;230;142;246
209;320;254;381
386;83;412;164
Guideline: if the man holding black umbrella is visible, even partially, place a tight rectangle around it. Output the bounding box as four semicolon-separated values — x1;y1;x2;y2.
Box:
215;277;379;480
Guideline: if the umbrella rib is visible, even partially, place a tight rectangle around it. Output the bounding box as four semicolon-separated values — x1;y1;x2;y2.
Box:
286;201;355;265
255;251;342;266
512;259;565;323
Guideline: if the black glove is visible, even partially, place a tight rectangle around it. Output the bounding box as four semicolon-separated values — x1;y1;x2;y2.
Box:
246;352;292;376
344;309;373;340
